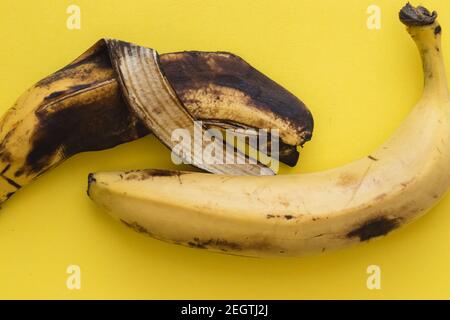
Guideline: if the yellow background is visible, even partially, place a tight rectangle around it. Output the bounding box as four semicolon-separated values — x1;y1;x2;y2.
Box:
0;0;449;299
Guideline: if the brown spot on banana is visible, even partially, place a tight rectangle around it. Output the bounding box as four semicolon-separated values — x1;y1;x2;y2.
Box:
187;238;242;251
266;214;296;220
346;216;401;242
0;39;313;204
122;169;188;181
337;172;359;187
120;219;245;253
435;25;442;35
120;219;153;236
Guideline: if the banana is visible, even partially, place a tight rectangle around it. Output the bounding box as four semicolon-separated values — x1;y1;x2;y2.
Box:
88;4;450;257
0;39;312;204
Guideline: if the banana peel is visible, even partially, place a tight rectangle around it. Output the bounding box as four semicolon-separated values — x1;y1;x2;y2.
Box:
0;39;313;203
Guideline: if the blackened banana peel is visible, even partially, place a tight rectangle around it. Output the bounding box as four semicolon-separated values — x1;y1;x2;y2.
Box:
0;39;313;203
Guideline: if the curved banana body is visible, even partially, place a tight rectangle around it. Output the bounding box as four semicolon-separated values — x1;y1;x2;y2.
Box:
88;5;450;257
0;40;312;203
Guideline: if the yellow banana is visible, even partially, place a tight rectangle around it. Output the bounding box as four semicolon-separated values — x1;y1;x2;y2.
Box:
0;40;313;203
88;4;450;257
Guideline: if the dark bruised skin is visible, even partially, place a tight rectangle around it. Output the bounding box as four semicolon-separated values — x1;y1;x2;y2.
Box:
20;83;148;177
120;219;153;236
36;44;113;89
187;237;242;251
122;169;188;181
159;51;313;147
119;218;244;253
346;216;402;242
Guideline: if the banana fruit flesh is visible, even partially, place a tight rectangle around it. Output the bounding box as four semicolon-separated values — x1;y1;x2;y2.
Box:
88;4;450;257
0;39;313;203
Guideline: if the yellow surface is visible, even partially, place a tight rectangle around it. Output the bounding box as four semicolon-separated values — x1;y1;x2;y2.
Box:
0;0;449;299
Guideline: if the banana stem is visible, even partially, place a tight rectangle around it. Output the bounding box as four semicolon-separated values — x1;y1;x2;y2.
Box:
412;25;449;101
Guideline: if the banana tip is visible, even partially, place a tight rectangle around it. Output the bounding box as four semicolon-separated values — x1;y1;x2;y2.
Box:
87;173;96;197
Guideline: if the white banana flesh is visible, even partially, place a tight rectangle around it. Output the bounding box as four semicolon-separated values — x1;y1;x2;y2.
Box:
88;4;450;257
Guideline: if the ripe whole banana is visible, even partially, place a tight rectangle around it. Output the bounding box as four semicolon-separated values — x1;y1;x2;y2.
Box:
88;4;450;257
0;39;313;203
